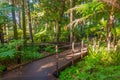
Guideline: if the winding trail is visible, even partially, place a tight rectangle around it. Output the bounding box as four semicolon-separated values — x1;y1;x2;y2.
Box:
1;47;87;80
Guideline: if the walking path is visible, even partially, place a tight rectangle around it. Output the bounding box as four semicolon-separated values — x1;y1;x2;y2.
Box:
1;47;87;80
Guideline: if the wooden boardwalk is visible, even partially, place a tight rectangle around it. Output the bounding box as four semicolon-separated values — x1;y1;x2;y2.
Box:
1;47;87;80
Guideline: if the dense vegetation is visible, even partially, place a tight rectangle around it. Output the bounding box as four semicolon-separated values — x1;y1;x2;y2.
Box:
59;44;120;80
0;0;120;79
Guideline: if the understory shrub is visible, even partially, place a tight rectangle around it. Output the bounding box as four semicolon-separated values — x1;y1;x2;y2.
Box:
21;45;43;61
0;40;22;65
44;45;62;54
0;65;7;74
59;45;120;80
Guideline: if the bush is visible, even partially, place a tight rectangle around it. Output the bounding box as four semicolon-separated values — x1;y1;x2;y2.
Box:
0;65;7;73
59;45;120;80
44;45;56;54
0;40;22;64
21;46;43;61
44;45;62;54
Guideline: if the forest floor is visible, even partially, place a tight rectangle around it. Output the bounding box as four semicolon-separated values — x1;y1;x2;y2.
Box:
0;47;87;80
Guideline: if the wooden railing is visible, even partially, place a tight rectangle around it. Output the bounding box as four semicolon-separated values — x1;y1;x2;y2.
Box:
54;41;88;76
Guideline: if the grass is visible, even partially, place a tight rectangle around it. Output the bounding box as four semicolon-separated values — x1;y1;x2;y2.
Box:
59;45;120;80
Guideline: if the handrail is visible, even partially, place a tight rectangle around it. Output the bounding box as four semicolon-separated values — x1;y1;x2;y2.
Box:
55;41;88;76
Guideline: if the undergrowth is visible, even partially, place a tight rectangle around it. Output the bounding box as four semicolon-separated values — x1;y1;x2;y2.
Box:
21;45;43;62
0;40;43;73
44;45;62;54
59;45;120;80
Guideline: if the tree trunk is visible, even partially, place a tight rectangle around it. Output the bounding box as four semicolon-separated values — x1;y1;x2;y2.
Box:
107;14;112;51
0;27;4;44
70;0;73;46
113;16;117;47
6;24;9;41
11;0;18;40
22;0;27;45
55;21;59;43
26;0;34;44
54;0;65;44
18;10;21;29
106;0;116;51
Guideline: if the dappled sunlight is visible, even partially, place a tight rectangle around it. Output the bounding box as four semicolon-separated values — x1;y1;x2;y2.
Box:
74;52;82;56
1;0;120;80
37;62;55;72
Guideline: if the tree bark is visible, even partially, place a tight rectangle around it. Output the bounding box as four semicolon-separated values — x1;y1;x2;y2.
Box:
18;10;21;29
70;0;73;46
11;0;18;40
22;0;27;45
106;0;116;51
113;16;117;47
55;21;59;43
26;0;34;44
107;14;112;51
0;27;4;44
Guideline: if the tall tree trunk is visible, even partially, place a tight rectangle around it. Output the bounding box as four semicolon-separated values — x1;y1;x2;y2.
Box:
70;0;73;46
0;27;4;44
55;21;59;43
113;16;117;47
11;0;18;40
22;0;26;45
18;10;21;29
106;0;116;51
5;24;9;36
107;13;112;51
55;0;65;43
26;0;34;44
6;24;9;41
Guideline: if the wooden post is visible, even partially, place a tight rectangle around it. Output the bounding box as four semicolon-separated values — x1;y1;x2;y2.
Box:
55;45;59;76
80;40;84;58
81;40;83;52
72;42;74;65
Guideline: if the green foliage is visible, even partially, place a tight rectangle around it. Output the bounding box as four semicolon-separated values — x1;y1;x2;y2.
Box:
44;45;62;54
34;25;55;42
0;49;16;61
44;45;55;54
60;30;70;42
0;65;6;73
21;46;43;61
59;45;120;80
0;40;23;61
22;52;43;61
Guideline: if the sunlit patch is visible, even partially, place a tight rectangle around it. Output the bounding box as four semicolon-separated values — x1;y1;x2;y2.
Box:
74;52;82;56
37;62;55;72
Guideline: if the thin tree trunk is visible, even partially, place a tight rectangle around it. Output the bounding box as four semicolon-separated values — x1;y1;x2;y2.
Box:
113;16;117;47
70;0;73;46
22;0;27;45
55;21;59;43
18;10;21;29
26;0;34;44
107;14;112;51
5;24;9;35
106;0;116;51
0;27;4;44
11;0;18;40
6;24;9;41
